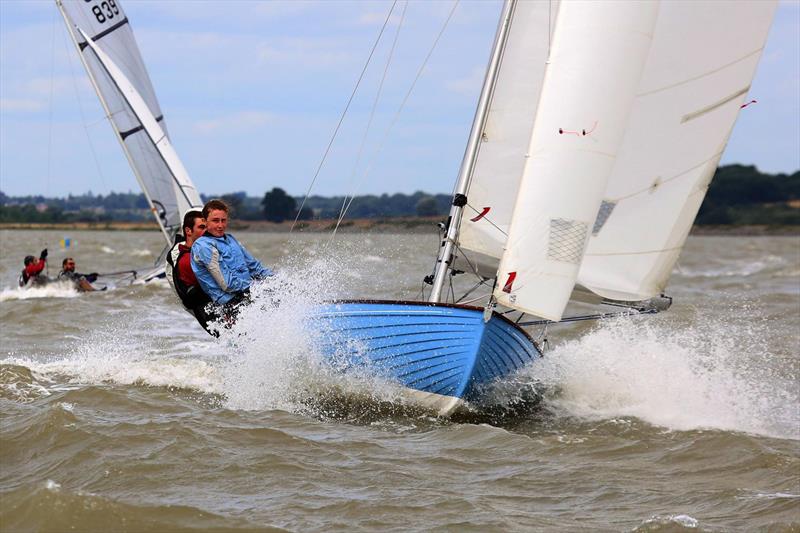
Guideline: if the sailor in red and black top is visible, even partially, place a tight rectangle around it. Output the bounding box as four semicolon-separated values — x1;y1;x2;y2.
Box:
165;211;216;335
19;249;48;287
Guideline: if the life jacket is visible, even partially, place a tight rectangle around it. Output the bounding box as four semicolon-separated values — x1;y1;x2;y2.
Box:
19;260;46;287
166;245;211;310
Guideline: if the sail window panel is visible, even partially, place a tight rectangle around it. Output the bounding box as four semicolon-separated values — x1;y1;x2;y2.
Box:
576;0;778;302
592;201;617;235
547;219;588;264
458;0;557;261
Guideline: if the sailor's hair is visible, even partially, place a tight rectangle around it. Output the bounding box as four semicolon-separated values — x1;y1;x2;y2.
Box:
202;199;229;219
24;255;34;266
182;210;204;233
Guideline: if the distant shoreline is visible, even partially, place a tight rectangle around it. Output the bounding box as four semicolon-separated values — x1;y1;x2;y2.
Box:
0;219;798;236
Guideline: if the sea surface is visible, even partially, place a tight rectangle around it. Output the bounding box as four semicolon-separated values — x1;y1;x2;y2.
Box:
1;230;798;532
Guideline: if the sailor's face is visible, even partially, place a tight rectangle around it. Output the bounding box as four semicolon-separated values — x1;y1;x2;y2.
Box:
64;260;75;272
192;218;207;237
186;218;206;243
206;210;227;237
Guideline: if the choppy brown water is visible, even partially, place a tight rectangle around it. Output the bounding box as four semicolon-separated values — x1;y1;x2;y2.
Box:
1;230;798;532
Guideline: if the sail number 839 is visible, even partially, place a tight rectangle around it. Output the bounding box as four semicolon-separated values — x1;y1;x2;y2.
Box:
85;0;120;24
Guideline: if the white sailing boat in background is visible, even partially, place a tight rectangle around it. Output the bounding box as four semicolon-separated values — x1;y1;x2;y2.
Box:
314;0;777;415
56;0;203;282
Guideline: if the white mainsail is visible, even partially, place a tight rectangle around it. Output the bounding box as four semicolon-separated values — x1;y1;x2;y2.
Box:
492;1;659;321
457;0;558;275
576;0;778;302
446;0;775;321
56;0;202;244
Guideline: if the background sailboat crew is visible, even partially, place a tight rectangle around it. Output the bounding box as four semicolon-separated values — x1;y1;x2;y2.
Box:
58;258;99;293
165;211;215;335
19;249;48;287
191;200;273;321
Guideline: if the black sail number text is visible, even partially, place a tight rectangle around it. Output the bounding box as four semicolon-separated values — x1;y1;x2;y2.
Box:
87;0;120;24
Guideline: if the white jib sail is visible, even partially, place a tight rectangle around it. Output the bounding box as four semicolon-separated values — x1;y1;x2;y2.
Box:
493;1;659;321
577;0;778;302
457;0;559;276
57;0;202;242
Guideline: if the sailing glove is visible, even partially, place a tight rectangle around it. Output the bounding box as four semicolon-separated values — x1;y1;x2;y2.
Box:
40;248;48;260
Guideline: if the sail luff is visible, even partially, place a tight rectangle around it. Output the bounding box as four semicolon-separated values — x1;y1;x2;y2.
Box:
493;1;660;321
429;0;517;303
55;0;172;245
457;0;559;276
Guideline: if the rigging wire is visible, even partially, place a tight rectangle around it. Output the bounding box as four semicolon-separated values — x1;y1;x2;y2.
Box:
44;8;60;268
46;8;58;196
290;0;399;233
330;1;409;243
333;0;461;230
61;23;109;189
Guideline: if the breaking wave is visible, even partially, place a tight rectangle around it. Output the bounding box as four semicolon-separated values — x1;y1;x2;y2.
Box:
528;312;799;440
676;254;791;278
0;282;79;301
215;246;407;413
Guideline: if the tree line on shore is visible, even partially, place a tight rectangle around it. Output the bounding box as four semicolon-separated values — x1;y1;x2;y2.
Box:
1;164;797;225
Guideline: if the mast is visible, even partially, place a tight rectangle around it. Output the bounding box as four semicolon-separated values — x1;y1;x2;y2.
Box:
429;0;516;303
55;0;173;246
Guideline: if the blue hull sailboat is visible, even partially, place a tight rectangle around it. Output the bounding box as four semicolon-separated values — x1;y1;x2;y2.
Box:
303;0;776;416
312;301;542;415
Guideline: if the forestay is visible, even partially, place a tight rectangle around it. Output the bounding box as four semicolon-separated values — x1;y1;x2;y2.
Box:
457;0;559;276
57;0;202;243
577;0;778;302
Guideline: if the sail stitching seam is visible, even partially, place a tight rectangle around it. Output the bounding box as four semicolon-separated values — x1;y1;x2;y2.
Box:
637;47;763;97
608;152;721;203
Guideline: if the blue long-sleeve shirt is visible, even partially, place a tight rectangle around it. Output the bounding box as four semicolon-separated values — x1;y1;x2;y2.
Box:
190;233;273;304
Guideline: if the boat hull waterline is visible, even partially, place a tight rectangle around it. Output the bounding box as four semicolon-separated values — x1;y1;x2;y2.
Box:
310;301;542;416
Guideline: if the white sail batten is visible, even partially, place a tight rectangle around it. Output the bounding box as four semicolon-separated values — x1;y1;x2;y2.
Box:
58;0;201;242
493;1;659;321
576;0;777;302
78;28;202;228
458;1;558;273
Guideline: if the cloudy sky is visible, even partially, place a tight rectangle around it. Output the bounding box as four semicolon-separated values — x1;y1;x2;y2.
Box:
1;0;798;199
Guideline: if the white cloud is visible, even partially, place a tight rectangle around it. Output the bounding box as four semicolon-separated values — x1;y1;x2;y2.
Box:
256;38;353;68
0;98;45;112
193;111;274;135
356;9;403;27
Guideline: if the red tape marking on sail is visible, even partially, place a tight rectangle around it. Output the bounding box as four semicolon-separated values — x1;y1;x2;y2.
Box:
502;271;517;293
559;120;598;137
740;99;757;109
470;207;491;222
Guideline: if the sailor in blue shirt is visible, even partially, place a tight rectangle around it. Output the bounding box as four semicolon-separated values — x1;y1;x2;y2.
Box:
191;199;273;307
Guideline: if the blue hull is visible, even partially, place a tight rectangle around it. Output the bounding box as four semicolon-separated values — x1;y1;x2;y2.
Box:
310;300;542;415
